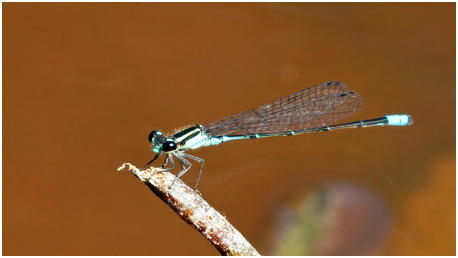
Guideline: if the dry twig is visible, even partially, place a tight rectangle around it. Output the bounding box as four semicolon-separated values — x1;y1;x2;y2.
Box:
117;163;260;256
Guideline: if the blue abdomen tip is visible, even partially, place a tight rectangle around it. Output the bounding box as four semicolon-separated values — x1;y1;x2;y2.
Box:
386;115;413;126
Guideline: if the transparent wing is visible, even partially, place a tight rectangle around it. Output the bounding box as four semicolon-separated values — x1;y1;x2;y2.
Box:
203;81;364;136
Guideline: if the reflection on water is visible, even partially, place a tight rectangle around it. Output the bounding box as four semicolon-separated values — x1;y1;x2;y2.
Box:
270;182;392;255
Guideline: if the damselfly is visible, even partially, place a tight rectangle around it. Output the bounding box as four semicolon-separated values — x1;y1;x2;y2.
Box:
143;81;412;189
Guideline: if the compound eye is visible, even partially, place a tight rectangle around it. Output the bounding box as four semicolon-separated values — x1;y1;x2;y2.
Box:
162;141;177;153
148;130;163;143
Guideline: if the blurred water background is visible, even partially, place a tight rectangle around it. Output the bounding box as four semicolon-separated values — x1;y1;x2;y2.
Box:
3;2;455;255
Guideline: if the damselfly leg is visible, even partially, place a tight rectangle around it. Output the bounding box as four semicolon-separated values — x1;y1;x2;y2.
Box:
141;152;160;170
181;153;205;190
160;154;175;170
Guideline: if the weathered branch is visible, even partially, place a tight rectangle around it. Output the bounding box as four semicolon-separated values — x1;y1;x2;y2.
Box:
117;163;260;256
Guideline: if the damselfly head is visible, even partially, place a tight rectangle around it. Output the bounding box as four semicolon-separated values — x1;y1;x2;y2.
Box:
148;130;167;153
162;139;177;153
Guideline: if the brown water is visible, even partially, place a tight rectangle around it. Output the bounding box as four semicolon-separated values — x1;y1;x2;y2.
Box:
3;3;455;255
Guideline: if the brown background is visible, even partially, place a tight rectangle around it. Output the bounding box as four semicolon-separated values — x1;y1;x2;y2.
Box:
3;2;455;255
